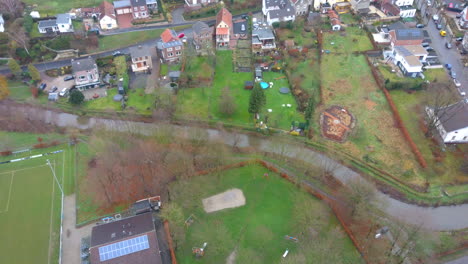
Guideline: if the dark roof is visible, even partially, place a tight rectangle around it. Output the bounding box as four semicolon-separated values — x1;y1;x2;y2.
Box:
393;28;424;40
129;45;151;59
192;21;210;35
38;19;57;28
130;0;146;7
168;71;181;78
437;101;468;132
91;213;155;247
233;20;248;35
71;57;97;72
113;0;131;8
56;13;71;24
382;3;400;16
268;6;295;20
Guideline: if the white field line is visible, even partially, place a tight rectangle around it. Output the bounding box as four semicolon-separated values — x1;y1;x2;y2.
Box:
0;164;49;175
47;161;56;264
0;171;15;214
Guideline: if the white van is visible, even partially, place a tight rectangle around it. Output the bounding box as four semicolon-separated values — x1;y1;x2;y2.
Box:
59;87;69;97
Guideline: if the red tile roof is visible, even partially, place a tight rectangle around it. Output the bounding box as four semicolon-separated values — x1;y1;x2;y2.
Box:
216;8;232;29
99;1;115;19
216;27;229;35
161;28;179;43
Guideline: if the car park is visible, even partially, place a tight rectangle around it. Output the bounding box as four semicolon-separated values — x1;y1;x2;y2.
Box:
64;75;74;81
39;83;47;90
453;79;461;87
446;42;452;49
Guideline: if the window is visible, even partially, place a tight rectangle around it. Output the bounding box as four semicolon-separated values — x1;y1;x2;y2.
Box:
452;136;456;140
61;25;64;28
176;51;181;55
175;46;181;50
141;12;146;16
134;7;138;11
168;52;173;57
145;56;148;59
140;6;145;10
107;24;112;28
79;76;86;80
167;48;173;51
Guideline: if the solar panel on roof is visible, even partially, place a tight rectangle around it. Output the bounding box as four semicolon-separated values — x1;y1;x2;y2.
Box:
98;234;150;261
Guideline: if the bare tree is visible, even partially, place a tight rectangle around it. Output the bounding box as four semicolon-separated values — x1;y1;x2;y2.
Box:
340;178;376;218
0;0;23;17
7;18;30;55
424;82;460;137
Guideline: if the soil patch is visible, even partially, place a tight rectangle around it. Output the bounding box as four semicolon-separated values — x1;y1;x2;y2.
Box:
365;99;377;110
320;105;356;142
202;188;246;213
226;249;237;264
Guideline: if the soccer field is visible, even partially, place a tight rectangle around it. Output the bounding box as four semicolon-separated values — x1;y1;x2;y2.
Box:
0;147;73;264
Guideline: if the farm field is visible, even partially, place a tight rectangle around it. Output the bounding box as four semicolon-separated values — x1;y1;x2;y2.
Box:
176;51;303;130
168;164;363;264
0;143;75;264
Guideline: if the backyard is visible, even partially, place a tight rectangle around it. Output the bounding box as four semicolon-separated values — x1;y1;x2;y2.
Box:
176;51;303;130
168;164;363;264
23;0;99;13
322;27;374;53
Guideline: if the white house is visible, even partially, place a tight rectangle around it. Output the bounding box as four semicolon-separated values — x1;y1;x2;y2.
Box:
398;4;416;17
38;19;59;33
99;1;118;30
426;100;468;144
263;0;296;25
459;7;468;29
393;0;414;6
56;14;74;33
0;14;4;33
391;45;428;77
290;0;312;16
184;0;218;8
313;0;341;11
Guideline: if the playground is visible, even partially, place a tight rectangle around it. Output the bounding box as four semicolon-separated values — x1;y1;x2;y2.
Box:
167;165;362;264
0;144;74;264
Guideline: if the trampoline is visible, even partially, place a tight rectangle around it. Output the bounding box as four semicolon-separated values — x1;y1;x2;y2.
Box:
279;87;290;94
260;82;269;89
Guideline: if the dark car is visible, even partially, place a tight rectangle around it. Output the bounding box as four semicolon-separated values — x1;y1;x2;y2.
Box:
51;86;58;93
445;63;452;70
416;24;425;28
425;46;434;52
455;37;463;42
436;24;442;30
422;42;430;47
112;50;122;56
64;75;74;81
39;83;47;90
446;42;452;49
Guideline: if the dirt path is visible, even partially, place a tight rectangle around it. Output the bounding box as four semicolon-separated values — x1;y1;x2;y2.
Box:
62;194;94;264
226;249;237;264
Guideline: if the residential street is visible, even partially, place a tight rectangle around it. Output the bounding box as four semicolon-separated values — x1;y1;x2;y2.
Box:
425;18;468;97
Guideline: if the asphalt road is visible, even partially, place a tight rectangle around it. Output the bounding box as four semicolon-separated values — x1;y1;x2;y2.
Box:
425;17;468;97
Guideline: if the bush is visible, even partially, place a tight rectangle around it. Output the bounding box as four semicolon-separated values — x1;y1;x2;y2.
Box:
69;90;85;105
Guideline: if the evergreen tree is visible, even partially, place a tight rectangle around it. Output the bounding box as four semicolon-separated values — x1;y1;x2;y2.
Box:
27;64;41;83
69;90;84;105
305;96;315;121
8;59;21;78
248;85;266;115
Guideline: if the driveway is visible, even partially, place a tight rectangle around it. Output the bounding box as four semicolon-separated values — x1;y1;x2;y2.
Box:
425;18;468;97
40;73;75;94
171;7;186;24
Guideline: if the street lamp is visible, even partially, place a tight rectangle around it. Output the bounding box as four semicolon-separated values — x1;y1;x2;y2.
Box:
46;159;64;264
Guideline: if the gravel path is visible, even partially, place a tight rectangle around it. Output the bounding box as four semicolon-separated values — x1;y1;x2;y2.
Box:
2;103;468;231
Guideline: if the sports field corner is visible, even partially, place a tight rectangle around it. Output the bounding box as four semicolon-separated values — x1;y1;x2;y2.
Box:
0;144;76;264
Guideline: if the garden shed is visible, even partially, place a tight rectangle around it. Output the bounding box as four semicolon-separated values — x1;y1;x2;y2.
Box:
244;81;254;90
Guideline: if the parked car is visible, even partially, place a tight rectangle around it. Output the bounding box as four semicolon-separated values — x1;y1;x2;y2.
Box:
446;42;452;49
51;86;58;93
453;79;461;87
59;87;68;97
437;24;443;30
39;83;47;90
455;37;463;42
432;14;439;21
422;42;430;47
112;50;122;56
440;30;446;36
450;70;456;79
64;75;74;81
425;46;435;51
445;63;452;70
456;13;462;19
427;0;432;6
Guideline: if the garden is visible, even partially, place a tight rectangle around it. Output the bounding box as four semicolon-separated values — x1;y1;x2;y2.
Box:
176;51;303;130
167;164;363;264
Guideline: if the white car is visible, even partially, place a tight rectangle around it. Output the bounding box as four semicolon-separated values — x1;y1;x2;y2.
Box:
432;14;439;21
59;87;68;97
427;0;432;6
453;79;461;87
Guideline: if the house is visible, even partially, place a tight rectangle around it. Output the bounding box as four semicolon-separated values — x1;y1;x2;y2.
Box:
56;14;74;33
145;0;158;10
398;5;416;18
184;0;218;10
252;25;276;53
262;0;296;25
192;21;212;51
290;0;312;16
393;0;413;6
426;100;468;144
89;213;163;264
389;29;424;46
459;7;468;29
350;0;371;14
114;0;133;15
215;8;233;49
0;14;4;33
328;10;341;31
130;0;150;19
129;45;153;73
391;45;428;77
313;0;340;11
71;57;100;90
233;19;248;40
444;0;464;13
38;19;59;33
334;2;352;14
320;2;332;14
99;1;118;30
381;2;400;16
157;28;184;63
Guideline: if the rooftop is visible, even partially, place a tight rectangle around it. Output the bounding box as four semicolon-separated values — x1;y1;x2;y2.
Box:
437;100;468;132
38;19;57;28
252;26;275;40
100;1;116;19
56;13;71;24
192;21;210;35
71;57;97;72
393;28;424;41
268;5;295;19
131;0;146;7
216;8;233;29
114;0;131;8
233;20;248;35
129;45;151;59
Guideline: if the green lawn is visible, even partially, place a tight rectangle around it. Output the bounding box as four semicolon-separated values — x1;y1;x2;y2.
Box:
7;81;33;101
322;27;374;53
169;165;362;264
0;131;67;150
23;0;101;14
176;51;303;130
84;88;156;115
183;55;214;79
96;25;190;52
0;142;75;264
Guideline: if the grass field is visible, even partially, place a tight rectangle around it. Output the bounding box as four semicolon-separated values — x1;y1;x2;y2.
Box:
23;0;101;14
322;27;374;53
168;165;362;264
0;143;75;264
176;51;303;130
